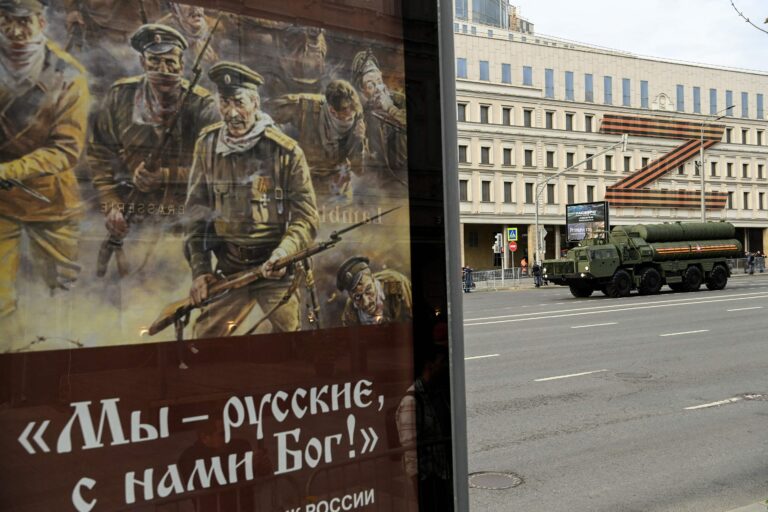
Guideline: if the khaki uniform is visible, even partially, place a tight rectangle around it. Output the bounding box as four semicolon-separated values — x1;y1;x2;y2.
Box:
364;91;407;185
268;94;365;202
88;75;218;215
0;41;90;328
341;269;412;326
185;121;319;338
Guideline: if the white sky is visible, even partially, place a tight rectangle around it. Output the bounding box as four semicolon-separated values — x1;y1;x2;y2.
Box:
514;0;768;72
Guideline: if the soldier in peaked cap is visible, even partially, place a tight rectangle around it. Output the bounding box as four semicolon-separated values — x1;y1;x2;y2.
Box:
185;61;318;338
336;256;412;326
351;49;407;191
88;23;218;252
0;0;89;349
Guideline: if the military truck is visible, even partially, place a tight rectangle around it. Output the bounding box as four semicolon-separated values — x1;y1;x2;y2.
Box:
542;222;743;298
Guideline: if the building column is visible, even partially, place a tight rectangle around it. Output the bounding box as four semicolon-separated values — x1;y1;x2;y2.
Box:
555;227;562;259
762;227;768;253
502;224;509;269
527;224;537;263
460;223;466;266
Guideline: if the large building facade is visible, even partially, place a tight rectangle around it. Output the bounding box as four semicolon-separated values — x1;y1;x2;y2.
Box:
454;2;768;269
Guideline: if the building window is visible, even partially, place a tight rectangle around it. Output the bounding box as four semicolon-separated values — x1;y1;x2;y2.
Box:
524;149;534;167
743;191;750;209
458;145;468;163
503;148;512;166
641;80;649;108
480;105;490;124
565;71;574;101
726;128;732;143
727;191;734;209
677;164;685;176
455;0;468;19
760;192;765;210
525;183;534;203
709;88;718;115
676;84;684;112
481;180;491;202
742;163;749;178
523;109;533;127
741;92;749;117
502;107;512;125
546;150;555;168
546;183;556;204
457;58;467;78
480;146;491;164
459;179;468;201
585;73;594;102
604;76;613;105
622;78;631;106
757;130;764;145
501;63;511;84
758;94;764;119
523;65;533;86
586;185;595;203
545;111;554;129
566;152;575;168
479;60;489;81
624;156;632;172
694;161;700;176
545;68;554;98
565;113;574;131
710;162;718;177
759;164;764;179
725;90;734;115
585;153;594;170
605;155;613;172
642;157;649;168
693;87;701;114
457;103;467;122
727;162;733;177
584;114;593;133
741;129;748;144
567;184;575;204
503;182;513;203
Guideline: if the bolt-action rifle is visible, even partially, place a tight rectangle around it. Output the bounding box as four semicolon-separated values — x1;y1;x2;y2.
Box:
148;206;400;337
96;13;223;278
0;178;52;204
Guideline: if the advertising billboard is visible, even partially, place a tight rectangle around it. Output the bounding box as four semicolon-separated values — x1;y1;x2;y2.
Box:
566;201;610;242
0;1;464;510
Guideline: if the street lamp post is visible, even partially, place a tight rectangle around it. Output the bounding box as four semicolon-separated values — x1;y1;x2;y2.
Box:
700;105;734;221
534;133;627;264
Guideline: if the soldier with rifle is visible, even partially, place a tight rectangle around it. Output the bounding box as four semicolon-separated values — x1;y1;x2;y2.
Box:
0;0;90;345
87;23;219;277
184;62;319;338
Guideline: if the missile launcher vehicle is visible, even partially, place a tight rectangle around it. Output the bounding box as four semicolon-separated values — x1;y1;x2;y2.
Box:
542;222;743;298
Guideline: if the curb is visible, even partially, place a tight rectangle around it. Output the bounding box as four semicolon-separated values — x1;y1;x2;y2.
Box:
724;502;766;512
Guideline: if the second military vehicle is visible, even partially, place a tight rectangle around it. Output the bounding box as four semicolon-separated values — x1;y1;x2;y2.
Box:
542;222;742;298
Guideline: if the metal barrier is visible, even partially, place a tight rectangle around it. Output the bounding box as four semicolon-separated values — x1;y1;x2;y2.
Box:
730;257;766;274
468;267;522;290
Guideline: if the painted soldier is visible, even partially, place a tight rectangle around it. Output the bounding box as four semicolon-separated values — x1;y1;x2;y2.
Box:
185;62;318;338
351;49;407;188
88;24;218;245
155;3;218;76
0;0;90;347
336;256;412;326
268;79;366;204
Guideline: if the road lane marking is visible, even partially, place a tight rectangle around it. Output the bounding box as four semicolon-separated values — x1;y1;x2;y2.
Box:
464;292;768;327
659;329;709;337
465;354;500;361
727;306;763;312
571;322;617;329
685;397;742;410
534;369;608;382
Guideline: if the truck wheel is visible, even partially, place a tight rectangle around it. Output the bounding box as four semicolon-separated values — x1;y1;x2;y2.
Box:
569;283;593;298
605;269;632;298
638;267;662;295
682;265;703;292
705;265;728;290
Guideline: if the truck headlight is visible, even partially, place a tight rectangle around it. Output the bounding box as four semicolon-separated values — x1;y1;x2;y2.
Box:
544;274;548;279
580;273;586;277
584;266;589;271
543;267;547;273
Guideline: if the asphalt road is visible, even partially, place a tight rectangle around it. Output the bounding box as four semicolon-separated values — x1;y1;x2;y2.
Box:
463;274;768;512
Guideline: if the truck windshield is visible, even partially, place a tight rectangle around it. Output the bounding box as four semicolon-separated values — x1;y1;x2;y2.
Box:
589;248;616;260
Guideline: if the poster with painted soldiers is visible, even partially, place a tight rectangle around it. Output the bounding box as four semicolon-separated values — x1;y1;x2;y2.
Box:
1;0;458;511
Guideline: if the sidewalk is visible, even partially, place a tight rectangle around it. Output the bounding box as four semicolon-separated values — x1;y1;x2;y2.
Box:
725;502;766;512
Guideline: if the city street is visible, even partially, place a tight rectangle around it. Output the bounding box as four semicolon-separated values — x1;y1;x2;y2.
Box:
463;275;768;512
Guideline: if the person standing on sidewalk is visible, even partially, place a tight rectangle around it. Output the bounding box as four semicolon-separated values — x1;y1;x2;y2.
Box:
532;262;543;287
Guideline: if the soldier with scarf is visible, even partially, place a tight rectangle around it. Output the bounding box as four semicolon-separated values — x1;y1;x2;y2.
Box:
0;0;90;347
185;62;318;338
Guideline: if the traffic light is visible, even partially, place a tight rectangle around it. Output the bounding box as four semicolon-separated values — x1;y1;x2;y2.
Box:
492;233;503;253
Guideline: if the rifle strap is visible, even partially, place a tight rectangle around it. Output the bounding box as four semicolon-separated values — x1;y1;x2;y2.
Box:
243;271;302;336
